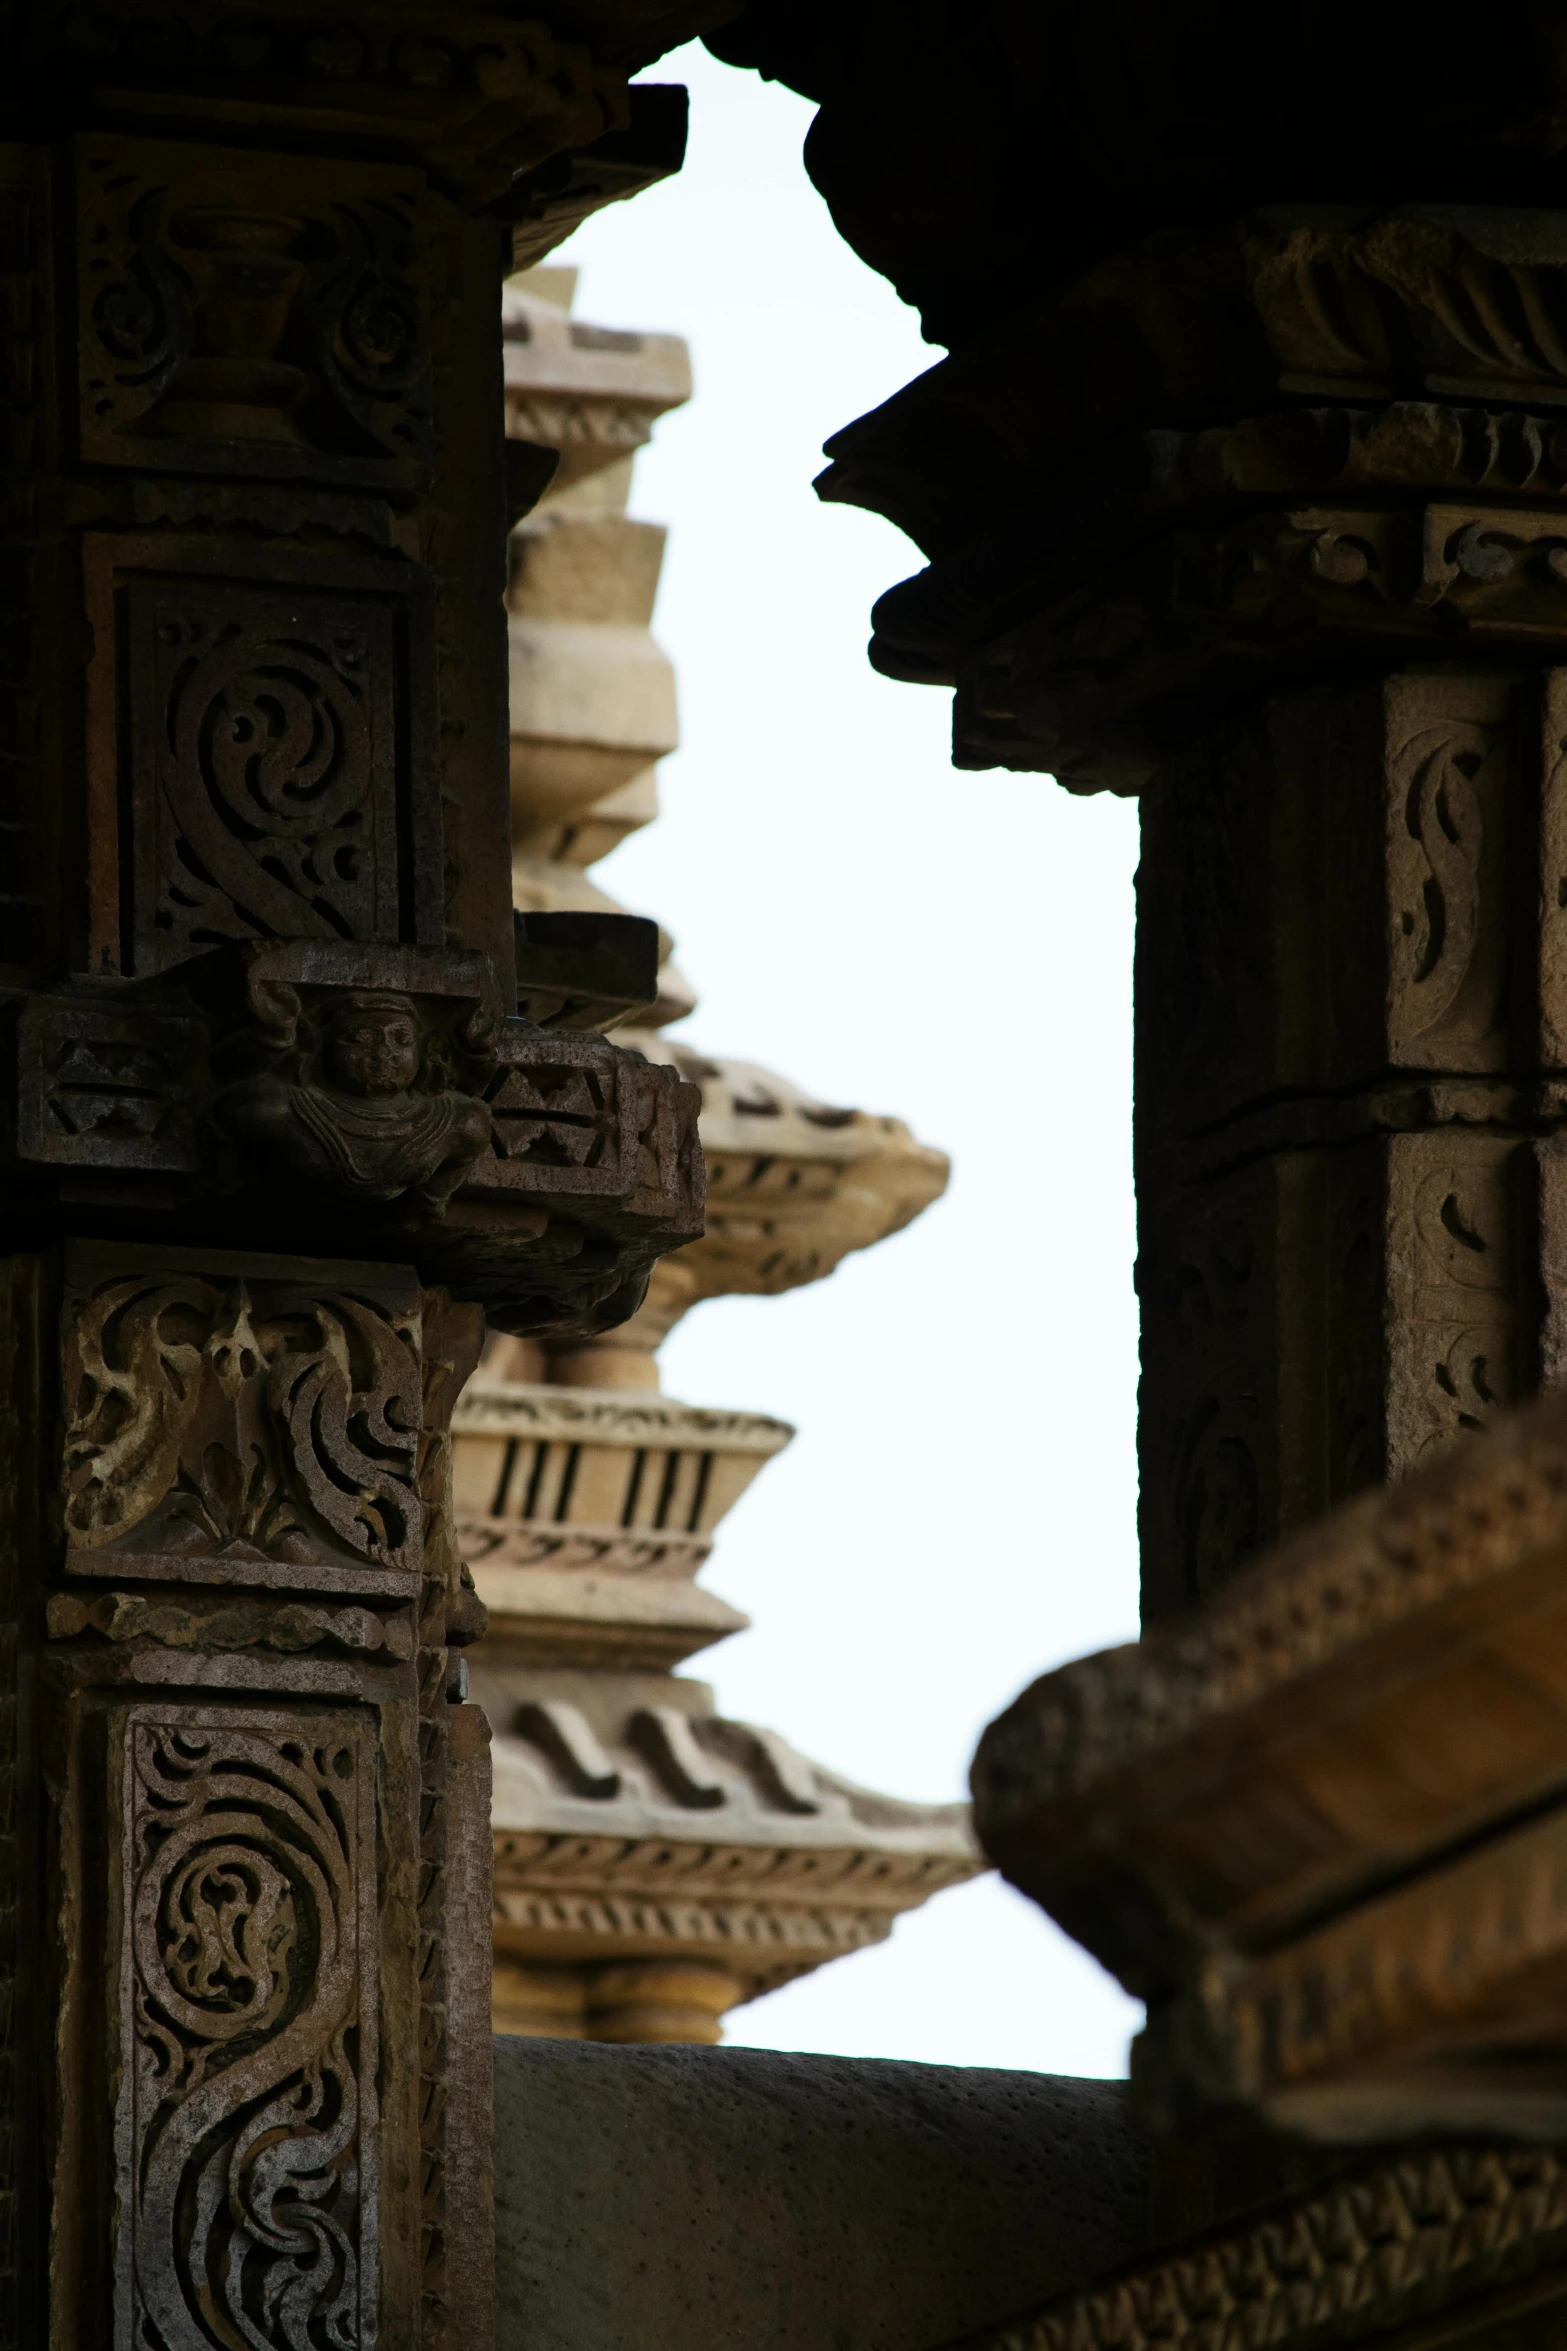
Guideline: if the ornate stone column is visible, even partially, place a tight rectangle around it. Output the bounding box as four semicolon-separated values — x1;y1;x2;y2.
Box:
0;11;713;2342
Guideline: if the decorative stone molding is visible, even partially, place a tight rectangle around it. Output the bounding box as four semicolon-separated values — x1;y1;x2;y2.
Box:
954;2145;1567;2351
1242;209;1567;406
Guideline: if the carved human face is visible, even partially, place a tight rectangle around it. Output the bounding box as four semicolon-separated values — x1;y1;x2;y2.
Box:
325;998;422;1097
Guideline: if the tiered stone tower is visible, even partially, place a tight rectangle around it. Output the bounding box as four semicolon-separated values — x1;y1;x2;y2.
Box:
452;269;977;2045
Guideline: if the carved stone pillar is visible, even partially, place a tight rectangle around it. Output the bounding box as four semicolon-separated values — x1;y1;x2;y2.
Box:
0;8;713;2340
32;1249;486;2349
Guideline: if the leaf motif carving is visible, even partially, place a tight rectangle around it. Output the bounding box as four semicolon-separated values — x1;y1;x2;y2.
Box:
62;1263;425;1578
64;1277;211;1546
267;1291;422;1562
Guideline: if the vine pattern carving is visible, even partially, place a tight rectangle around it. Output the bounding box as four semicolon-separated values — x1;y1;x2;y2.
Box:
62;1254;425;1582
129;581;399;973
116;1708;377;2350
78;138;432;485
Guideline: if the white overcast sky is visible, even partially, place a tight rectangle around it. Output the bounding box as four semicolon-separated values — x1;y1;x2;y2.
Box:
550;41;1143;2076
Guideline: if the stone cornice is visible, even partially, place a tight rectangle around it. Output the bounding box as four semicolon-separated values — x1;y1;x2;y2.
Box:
493;1822;979;1995
972;1389;1567;2136
975;1389;1567;1828
1;0;741;204
453;1378;793;1454
953;2146;1567;2351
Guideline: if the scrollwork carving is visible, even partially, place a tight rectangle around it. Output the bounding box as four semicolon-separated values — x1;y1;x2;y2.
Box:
302;196;430;458
115;1707;377;2351
86;533;443;979
1390;1135;1524;1469
131;581;398;969
78;136;432;485
1386;677;1511;1063
62;1245;426;1589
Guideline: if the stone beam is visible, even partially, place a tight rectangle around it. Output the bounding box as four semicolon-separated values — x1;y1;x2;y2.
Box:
972;1390;1567;2143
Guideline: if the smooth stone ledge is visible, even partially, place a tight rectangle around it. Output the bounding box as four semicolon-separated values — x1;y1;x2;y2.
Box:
493;2038;1150;2350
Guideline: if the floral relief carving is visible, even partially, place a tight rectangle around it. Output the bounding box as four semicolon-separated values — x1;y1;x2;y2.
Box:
62;1252;426;1586
115;1708;377;2350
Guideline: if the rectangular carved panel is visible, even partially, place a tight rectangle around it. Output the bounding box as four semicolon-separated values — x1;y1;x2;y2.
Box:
1383;671;1516;1072
1138;673;1534;1146
1385;1130;1529;1474
113;1702;379;2351
83;536;441;975
16;991;205;1169
61;1240;427;1595
476;1028;628;1194
1141;1134;1534;1615
77;135;432;488
464;1024;702;1223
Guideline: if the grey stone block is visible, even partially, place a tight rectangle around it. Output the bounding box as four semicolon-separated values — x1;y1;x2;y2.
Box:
493;2038;1149;2351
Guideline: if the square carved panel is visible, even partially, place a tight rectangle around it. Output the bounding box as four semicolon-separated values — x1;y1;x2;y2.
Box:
17;990;206;1170
84;536;441;976
77;134;432;488
61;1239;427;1597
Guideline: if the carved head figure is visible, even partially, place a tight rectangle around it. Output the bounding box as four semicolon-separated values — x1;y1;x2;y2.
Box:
323;993;423;1098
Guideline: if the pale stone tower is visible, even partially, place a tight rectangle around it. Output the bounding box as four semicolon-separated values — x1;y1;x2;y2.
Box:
453;268;977;2045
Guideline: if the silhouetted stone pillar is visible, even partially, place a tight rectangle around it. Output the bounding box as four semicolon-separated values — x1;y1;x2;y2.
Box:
808;197;1567;1623
0;10;708;2341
